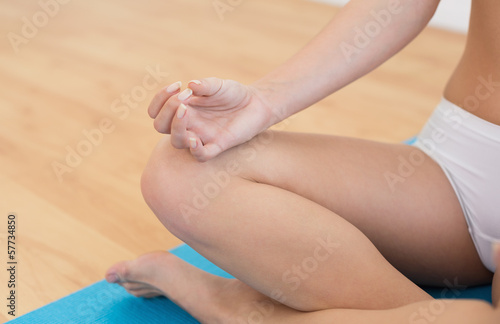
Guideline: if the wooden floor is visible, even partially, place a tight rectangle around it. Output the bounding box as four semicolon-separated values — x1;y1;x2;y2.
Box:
0;0;466;321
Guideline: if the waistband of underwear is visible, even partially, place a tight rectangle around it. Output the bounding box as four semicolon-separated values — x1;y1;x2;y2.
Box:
437;97;500;142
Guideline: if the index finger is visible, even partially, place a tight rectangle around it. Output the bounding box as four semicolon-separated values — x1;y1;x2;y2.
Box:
148;81;182;118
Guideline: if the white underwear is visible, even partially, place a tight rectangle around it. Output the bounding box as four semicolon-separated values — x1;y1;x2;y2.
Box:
413;97;500;272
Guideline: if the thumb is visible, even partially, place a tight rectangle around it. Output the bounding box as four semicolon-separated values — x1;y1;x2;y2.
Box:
188;77;224;97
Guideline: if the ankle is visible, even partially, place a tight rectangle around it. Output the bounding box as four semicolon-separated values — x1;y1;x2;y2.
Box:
210;280;276;324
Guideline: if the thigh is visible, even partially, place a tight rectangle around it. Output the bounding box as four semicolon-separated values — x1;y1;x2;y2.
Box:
225;131;492;286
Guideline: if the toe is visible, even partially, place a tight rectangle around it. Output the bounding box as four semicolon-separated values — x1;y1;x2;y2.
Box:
121;282;143;291
105;260;131;283
105;273;120;283
128;288;163;298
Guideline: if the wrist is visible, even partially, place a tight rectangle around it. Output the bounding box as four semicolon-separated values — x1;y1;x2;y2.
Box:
249;80;292;129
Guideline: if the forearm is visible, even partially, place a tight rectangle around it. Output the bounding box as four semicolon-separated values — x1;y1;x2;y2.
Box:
253;0;440;125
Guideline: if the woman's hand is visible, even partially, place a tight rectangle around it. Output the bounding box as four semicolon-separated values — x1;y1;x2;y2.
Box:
148;77;274;162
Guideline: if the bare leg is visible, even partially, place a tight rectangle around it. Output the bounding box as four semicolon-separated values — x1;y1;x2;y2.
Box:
139;131;490;311
105;251;324;323
105;251;249;323
105;251;498;324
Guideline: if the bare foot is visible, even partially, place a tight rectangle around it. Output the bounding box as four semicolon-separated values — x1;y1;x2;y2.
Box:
105;251;270;324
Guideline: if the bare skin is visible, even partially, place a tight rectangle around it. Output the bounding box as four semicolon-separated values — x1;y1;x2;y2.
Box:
107;0;500;322
105;249;500;323
444;0;500;125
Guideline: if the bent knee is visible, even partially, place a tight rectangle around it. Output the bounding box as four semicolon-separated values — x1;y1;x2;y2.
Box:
141;136;186;199
140;136;199;235
140;135;254;235
140;132;281;233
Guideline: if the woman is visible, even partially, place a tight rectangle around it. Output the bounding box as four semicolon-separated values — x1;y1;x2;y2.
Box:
106;0;500;322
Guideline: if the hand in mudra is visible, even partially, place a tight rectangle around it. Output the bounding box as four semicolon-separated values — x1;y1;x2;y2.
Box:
148;77;273;162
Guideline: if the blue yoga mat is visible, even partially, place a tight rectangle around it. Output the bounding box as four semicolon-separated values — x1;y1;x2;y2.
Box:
7;244;492;324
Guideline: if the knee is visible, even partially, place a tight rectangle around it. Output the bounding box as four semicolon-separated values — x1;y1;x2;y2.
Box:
140;132;278;237
140;136;197;236
140;137;173;212
140;136;248;238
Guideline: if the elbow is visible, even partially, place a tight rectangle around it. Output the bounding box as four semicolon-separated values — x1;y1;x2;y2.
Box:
382;0;441;39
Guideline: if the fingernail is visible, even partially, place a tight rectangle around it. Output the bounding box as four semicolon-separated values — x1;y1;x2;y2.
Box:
177;103;187;119
188;80;202;85
189;137;197;149
178;88;193;101
166;81;182;93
